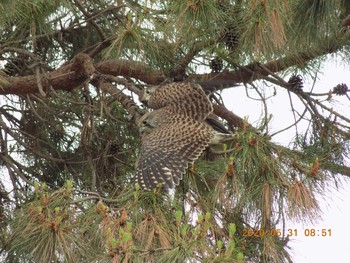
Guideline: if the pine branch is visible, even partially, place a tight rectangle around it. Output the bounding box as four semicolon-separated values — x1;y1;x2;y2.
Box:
192;40;343;92
0;53;94;95
73;0;106;40
92;77;144;121
0;55;165;95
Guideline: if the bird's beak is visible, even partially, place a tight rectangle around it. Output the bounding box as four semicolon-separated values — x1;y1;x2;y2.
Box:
140;99;149;107
140;89;150;106
139;125;146;134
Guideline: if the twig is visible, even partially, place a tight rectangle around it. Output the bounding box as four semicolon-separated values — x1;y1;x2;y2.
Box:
74;0;106;40
35;66;47;97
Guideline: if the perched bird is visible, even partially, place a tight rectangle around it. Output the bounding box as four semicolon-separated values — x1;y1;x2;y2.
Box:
140;83;231;134
135;82;235;190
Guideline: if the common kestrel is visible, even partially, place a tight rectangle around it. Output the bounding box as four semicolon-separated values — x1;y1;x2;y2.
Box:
136;82;234;190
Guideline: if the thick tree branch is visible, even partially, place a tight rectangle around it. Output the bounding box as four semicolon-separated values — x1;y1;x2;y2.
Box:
0;55;164;95
191;40;343;91
0;53;94;95
0;37;345;98
95;59;165;84
212;104;246;129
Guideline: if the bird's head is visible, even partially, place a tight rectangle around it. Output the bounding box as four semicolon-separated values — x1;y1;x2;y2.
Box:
137;111;162;135
139;86;158;106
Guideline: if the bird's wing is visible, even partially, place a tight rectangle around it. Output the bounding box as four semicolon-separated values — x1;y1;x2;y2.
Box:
135;115;214;190
148;83;213;121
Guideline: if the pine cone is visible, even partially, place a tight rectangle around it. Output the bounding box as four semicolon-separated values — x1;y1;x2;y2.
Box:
109;141;120;154
288;74;303;93
332;83;348;95
50;130;64;143
223;27;239;51
210;57;223;73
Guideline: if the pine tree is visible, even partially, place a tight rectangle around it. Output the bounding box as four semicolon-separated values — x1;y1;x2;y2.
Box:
0;1;349;262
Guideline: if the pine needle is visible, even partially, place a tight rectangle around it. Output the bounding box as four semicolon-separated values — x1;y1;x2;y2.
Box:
287;180;321;223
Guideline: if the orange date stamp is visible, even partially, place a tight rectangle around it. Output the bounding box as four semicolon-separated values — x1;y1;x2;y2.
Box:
241;228;332;237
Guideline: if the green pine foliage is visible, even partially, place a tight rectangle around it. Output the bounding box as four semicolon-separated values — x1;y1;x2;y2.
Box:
0;0;349;262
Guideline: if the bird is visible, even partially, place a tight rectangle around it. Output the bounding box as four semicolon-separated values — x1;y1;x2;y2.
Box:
140;82;232;134
135;82;235;190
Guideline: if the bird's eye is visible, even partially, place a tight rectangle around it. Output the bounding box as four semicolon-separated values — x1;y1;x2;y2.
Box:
142;120;148;125
145;89;151;94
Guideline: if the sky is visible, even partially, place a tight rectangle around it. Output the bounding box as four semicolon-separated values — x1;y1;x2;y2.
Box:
289;182;350;262
222;59;350;262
